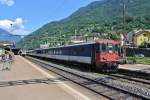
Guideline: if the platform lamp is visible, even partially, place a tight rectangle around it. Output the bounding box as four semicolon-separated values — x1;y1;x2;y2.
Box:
45;31;49;45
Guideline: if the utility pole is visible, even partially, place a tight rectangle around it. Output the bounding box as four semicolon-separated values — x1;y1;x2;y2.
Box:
121;0;128;63
123;0;126;31
59;28;62;46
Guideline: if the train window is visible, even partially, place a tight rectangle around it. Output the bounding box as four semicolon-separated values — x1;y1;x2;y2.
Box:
73;48;77;55
115;44;119;53
96;44;100;53
37;50;42;54
57;50;59;55
101;44;107;52
58;50;60;55
56;49;59;55
46;50;48;54
80;47;84;52
49;50;52;55
45;50;48;54
108;44;113;53
55;50;57;54
56;50;57;54
60;50;62;54
59;49;62;55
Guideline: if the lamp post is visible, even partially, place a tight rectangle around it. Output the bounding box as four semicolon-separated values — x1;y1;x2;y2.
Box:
45;31;49;44
10;24;13;32
74;29;77;41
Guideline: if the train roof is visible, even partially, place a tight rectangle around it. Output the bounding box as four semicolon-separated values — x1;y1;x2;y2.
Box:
95;40;119;44
33;42;94;51
31;40;119;51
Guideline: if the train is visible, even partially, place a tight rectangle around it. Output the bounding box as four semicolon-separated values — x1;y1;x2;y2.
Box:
27;40;120;71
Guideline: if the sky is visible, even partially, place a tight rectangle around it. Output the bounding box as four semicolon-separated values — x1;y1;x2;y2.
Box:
0;0;96;35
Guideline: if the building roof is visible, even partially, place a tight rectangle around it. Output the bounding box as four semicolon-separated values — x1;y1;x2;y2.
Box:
133;30;150;36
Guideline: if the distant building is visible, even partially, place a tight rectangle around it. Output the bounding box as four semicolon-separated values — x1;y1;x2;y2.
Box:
0;41;14;48
127;29;150;46
0;41;12;57
40;43;50;49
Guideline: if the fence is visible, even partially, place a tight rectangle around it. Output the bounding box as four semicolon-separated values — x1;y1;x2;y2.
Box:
126;48;150;57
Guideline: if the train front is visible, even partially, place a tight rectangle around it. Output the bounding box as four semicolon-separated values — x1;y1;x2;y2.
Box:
95;40;120;71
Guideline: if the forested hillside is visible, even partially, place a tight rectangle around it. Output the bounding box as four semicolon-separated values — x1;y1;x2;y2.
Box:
17;0;150;49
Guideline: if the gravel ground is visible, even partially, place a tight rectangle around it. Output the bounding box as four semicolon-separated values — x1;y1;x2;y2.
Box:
27;56;150;100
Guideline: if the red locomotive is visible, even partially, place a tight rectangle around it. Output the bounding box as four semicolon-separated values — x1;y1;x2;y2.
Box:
95;40;120;71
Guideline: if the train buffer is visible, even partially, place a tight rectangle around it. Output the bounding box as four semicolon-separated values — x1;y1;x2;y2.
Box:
0;56;104;100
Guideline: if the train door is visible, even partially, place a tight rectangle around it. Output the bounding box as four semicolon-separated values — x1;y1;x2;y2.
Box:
68;46;77;62
72;46;79;62
65;47;70;61
91;43;97;66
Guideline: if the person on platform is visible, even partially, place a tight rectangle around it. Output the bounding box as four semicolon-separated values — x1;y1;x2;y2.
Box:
2;51;12;71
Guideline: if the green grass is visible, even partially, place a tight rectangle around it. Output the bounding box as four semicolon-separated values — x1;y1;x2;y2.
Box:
127;57;150;65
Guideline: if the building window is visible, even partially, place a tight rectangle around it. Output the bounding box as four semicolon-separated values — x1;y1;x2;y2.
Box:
143;34;147;37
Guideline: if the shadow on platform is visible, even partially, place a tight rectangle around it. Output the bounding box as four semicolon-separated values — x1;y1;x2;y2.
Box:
0;77;67;88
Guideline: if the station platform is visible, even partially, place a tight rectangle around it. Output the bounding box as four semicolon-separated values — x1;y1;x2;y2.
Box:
119;64;150;73
0;56;103;100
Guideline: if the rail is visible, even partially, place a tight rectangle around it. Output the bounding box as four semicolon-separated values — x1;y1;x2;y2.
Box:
25;56;150;100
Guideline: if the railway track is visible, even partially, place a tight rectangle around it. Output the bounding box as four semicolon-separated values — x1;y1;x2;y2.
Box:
26;56;150;100
118;69;150;80
108;73;150;87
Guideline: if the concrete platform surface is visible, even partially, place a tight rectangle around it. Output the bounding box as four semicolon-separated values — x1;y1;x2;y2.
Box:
0;56;105;100
119;64;150;71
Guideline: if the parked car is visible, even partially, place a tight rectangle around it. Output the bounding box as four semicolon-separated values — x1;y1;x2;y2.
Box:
135;54;145;58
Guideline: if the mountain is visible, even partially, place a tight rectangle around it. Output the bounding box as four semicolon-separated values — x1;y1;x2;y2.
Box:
0;28;21;43
17;0;150;49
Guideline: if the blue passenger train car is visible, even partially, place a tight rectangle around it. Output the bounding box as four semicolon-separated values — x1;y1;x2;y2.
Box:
27;40;120;71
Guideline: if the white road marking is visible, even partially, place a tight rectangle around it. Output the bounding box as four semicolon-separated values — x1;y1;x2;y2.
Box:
19;56;92;100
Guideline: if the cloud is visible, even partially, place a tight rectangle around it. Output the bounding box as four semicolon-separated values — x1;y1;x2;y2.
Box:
0;0;15;6
0;18;29;35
